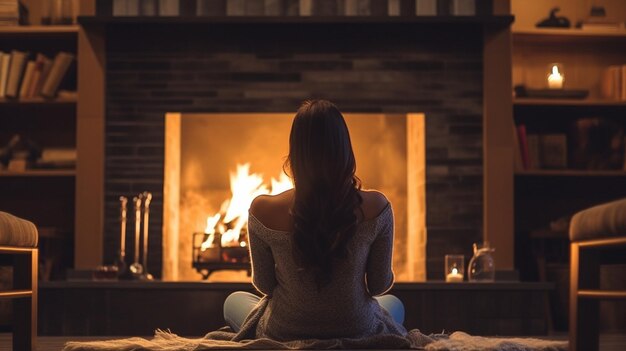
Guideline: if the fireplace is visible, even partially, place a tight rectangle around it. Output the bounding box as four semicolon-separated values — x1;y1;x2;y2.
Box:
74;16;514;280
163;112;426;281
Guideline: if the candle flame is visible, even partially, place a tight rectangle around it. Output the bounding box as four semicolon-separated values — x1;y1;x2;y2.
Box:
551;65;560;75
452;267;458;274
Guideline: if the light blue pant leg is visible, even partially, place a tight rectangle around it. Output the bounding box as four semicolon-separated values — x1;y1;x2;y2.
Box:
223;291;261;332
375;294;405;325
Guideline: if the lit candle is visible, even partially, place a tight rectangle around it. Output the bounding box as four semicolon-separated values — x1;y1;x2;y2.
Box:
547;65;564;89
446;267;464;283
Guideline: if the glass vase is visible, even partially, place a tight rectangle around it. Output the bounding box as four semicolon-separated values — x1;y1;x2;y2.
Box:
468;242;495;282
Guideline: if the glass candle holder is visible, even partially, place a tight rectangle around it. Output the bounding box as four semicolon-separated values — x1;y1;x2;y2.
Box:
546;63;565;89
445;254;465;282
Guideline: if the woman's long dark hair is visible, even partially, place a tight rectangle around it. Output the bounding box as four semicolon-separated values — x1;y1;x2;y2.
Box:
286;100;362;288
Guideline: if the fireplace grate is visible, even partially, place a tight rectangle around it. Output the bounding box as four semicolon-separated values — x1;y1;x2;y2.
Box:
192;232;251;280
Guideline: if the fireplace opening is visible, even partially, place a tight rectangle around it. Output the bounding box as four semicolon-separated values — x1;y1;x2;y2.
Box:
164;112;426;282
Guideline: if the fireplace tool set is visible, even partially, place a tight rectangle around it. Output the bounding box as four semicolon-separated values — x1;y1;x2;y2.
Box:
117;192;154;280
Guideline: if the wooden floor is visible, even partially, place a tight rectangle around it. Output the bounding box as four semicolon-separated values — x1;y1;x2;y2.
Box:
1;334;626;351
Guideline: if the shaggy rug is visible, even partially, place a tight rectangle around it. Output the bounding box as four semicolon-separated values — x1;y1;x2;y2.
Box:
62;329;568;351
63;297;567;350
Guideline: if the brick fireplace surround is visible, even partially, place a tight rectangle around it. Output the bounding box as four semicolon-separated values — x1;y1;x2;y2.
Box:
77;16;514;280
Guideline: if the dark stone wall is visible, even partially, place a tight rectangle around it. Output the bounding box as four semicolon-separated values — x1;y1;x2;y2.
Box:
103;22;484;279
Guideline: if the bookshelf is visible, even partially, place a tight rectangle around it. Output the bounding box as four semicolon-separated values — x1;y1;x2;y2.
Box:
513;22;626;332
0;24;78;281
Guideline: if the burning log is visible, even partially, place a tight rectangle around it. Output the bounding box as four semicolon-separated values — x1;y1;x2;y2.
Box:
192;163;291;279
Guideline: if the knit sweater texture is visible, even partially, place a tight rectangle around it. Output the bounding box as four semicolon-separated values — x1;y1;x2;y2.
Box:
247;203;407;341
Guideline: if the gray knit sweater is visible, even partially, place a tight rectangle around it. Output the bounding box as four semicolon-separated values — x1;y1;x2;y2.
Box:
247;203;407;341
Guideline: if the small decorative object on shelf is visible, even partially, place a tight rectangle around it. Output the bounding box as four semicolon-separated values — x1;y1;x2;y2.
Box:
536;7;570;28
445;254;464;282
578;5;625;31
468;242;495;282
547;63;564;89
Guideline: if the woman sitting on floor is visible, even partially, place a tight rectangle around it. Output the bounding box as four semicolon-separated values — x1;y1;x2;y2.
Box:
223;99;406;341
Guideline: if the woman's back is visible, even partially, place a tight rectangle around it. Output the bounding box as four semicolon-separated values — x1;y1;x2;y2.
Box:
223;100;405;341
247;190;405;340
250;189;389;233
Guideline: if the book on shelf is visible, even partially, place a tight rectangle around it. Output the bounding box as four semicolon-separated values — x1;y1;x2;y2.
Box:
0;51;10;97
27;54;52;98
539;134;567;169
515;125;568;170
160;0;181;15
516;124;530;170
526;134;541;169
622;136;626;171
4;50;28;98
113;0;140;16
416;0;437;16
512;124;524;172
0;0;19;26
569;117;624;170
41;52;75;98
35;147;76;169
196;0;226;16
18;60;35;98
601;65;626;101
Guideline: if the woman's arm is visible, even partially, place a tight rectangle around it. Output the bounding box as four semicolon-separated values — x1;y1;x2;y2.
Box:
365;204;395;296
248;214;278;296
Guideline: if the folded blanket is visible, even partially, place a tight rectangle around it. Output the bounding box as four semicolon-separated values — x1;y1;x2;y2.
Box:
0;211;38;247
62;329;567;351
569;197;626;242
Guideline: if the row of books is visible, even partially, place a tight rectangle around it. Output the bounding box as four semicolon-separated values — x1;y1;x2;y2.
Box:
514;125;567;170
515;121;626;172
0;51;74;99
0;0;18;26
601;64;626;101
110;0;490;16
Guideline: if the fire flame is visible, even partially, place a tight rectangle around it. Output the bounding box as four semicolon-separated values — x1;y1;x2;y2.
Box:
201;163;292;250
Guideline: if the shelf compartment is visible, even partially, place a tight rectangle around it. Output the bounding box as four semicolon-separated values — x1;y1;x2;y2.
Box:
0;25;78;35
578;290;626;300
0;97;77;105
0;169;76;177
513;28;626;43
514;98;626;107
516;170;626;177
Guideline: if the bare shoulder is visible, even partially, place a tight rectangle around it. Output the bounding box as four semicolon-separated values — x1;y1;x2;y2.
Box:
359;190;390;221
249;189;294;231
